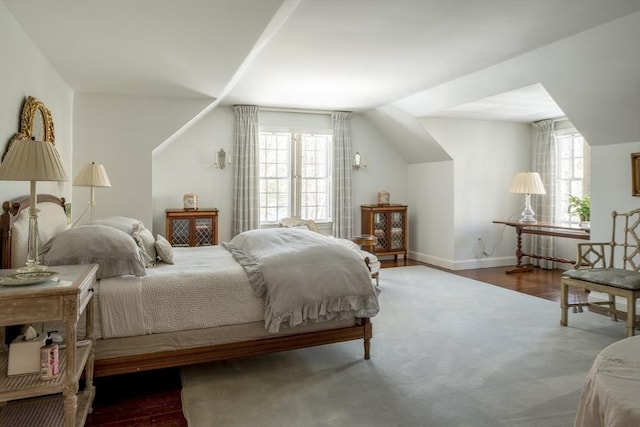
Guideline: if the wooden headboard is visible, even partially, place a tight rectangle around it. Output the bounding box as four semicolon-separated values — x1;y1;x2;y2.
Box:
0;194;66;269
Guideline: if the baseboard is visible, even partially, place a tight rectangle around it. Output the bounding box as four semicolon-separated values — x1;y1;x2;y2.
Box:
408;251;515;271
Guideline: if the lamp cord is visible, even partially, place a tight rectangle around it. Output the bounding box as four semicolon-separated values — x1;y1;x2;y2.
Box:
71;202;92;228
478;212;519;257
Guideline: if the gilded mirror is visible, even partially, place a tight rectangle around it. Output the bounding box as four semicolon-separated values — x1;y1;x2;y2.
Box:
3;96;55;160
15;96;55;143
632;153;640;197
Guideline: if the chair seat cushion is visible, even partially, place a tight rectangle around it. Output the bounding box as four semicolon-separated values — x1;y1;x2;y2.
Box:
563;268;640;290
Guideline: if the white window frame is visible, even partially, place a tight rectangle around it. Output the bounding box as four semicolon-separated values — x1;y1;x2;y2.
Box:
555;128;590;226
258;128;333;226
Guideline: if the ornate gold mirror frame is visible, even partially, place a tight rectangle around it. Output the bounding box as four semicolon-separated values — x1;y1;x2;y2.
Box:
632;152;640;197
3;96;55;160
16;96;55;143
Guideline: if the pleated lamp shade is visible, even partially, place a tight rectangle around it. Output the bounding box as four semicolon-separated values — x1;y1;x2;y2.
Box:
509;172;546;195
0;139;67;182
73;162;111;187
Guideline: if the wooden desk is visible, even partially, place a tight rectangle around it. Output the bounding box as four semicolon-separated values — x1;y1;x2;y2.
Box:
493;220;590;274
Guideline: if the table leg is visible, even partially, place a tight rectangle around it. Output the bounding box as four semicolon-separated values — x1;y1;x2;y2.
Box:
560;281;569;326
506;226;533;274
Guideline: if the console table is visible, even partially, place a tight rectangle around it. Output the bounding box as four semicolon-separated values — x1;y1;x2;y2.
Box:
493;220;590;274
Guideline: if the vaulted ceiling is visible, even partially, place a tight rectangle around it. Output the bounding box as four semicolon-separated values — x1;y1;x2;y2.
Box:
4;0;640;150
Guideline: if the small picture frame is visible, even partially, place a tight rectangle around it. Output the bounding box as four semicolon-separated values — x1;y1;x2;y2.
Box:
632;153;640;197
183;193;198;210
377;191;390;205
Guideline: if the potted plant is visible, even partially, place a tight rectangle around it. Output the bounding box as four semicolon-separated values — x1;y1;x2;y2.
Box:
567;194;590;227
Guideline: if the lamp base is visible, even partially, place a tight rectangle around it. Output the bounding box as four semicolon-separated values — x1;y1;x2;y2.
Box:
519;194;538;224
17;262;48;274
519;217;538;224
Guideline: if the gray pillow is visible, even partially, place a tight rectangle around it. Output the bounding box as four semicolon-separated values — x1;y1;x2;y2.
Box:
89;216;142;236
42;225;149;279
155;234;174;264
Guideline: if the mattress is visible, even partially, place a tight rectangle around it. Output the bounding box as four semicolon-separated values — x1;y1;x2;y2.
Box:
96;245;264;338
55;246;261;340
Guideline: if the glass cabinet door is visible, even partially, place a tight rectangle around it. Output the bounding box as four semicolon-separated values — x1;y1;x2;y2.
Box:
390;211;404;249
373;212;388;250
171;218;190;246
194;218;213;246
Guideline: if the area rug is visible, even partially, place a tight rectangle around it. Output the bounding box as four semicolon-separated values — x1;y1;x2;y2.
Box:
181;265;627;427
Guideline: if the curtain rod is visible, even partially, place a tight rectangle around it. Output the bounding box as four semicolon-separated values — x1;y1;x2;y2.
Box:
259;106;334;115
533;116;568;124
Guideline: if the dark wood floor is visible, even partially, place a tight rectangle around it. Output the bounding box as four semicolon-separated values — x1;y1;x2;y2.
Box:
85;260;582;426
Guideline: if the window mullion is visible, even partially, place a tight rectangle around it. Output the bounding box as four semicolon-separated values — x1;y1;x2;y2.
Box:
292;133;302;217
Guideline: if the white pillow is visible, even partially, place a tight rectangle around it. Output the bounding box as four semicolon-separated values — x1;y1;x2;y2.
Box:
42;225;149;279
132;223;157;266
155;234;174;264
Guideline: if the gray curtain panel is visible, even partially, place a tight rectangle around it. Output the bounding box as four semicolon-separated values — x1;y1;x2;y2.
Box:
331;111;353;238
531;119;557;269
232;105;260;236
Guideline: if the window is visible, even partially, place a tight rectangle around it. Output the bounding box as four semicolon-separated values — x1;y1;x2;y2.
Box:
555;131;590;225
259;131;332;225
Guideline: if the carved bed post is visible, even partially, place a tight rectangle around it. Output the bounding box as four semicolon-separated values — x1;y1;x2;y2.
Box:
362;318;372;360
1;201;15;270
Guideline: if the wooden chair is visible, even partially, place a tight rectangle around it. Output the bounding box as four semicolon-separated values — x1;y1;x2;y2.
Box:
561;208;640;336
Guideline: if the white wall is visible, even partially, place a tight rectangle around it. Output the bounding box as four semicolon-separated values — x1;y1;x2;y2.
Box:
152;106;234;240
350;113;408;233
0;2;73;202
407;160;454;266
591;141;640;241
73;93;212;228
412;118;531;269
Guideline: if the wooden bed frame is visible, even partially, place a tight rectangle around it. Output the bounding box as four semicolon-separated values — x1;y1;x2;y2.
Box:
1;195;373;377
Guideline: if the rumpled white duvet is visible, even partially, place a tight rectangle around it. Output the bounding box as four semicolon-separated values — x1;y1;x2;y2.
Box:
223;228;380;333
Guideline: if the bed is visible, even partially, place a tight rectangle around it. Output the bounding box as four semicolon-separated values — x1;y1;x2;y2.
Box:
0;195;379;377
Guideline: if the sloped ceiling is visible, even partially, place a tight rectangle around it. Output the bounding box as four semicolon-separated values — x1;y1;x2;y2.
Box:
4;0;640;156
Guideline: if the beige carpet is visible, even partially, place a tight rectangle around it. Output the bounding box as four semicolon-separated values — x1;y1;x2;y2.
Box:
181;265;627;427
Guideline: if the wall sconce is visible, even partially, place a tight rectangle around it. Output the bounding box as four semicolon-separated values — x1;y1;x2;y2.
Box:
214;148;232;169
353;152;367;170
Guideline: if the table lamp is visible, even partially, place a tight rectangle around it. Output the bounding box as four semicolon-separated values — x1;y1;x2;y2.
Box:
0;139;67;271
510;172;546;224
73;161;111;224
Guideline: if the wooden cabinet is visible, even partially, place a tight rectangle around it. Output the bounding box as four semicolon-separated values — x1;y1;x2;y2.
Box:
166;209;218;247
0;264;98;427
361;204;408;260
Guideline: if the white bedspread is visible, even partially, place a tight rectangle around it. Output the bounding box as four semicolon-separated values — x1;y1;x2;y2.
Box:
575;335;640;427
223;228;380;333
98;246;263;338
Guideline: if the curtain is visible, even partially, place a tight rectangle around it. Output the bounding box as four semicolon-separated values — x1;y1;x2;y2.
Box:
331;111;353;238
232;105;260;236
530;119;557;269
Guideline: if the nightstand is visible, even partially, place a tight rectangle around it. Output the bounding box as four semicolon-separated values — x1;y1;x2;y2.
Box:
165;208;218;247
0;264;98;427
